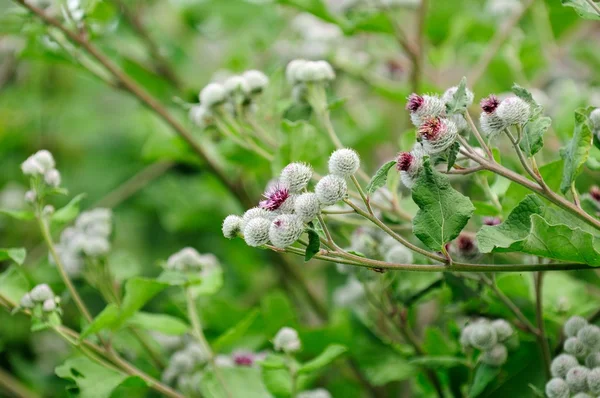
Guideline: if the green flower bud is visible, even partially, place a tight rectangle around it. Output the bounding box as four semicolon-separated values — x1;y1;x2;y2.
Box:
294;193;321;223
551;354;579;379
273;327;301;353
491;319;514;342
578;325;600;352
469;323;498;351
565;337;589;359
328;148;360;177
315;175;347;206
567;366;590;393
480;344;507;366
269;214;304;248
496;97;530;126
566;316;588;338
222;215;242;239
280;162;312;193
243;217;271;247
588;367;600;395
545;377;570;398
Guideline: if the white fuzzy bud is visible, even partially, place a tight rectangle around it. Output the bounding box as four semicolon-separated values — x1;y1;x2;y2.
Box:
42;205;55;216
420;117;458;154
551;354;579;379
450;113;469;133
223;75;251;96
333;277;364;307
545;377;570;398
21;158;45;176
243;217;271;247
586;352;600;368
296;60;335;83
242;207;273;229
460;324;474;348
273;327;301;353
286;59;308;85
480;112;507;139
21;150;56;176
383;245;413;264
167;247;212;271
578;325;600;351
222;215;242;239
189;105;213;129
44;169;61;187
242;70;269;93
469;323;497;350
590;108;600;130
480;344;507;366
490;319;513;342
566;366;590;394
296;389;332;398
588;367;600;395
199;83;227;108
24;190;37;204
30;284;54;302
407;94;446;127
565;337;589;359
398;144;424;189
571;393;592;398
170;351;195;373
82;236;110;257
328;148;360;177
496;97;530;126
442;86;474;106
280;162;312;193
42;298;57;312
315;175;347;206
565;316;588;338
76;208;112;237
269;214;304;248
294;193;321;222
19;293;34;308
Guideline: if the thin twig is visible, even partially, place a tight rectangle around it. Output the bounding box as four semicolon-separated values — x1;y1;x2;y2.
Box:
534;272;552;380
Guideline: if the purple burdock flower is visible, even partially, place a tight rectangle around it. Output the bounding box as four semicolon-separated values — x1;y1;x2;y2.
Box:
591;186;600;202
457;234;475;253
396;152;414;172
259;184;290;211
483;216;501;226
233;353;254;366
480;95;500;114
406;93;424;112
418;117;443;141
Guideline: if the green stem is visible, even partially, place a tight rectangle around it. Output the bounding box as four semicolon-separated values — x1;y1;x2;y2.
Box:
0;366;40;398
534;272;552;380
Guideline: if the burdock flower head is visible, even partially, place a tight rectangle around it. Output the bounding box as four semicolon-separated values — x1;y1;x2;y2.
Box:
406;93;446;127
479;95;506;139
396;144;424;189
418;116;458;154
259;183;291;212
496;96;531;126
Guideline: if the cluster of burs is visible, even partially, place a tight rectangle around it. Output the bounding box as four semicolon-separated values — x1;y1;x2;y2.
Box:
221;148;360;249
546;316;600;398
460;318;518;367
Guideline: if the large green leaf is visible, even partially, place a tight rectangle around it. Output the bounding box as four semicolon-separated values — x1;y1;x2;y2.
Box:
520;116;551;157
213;309;260;353
560;108;595;193
55;357;141;398
469;364;501;397
0;209;34;221
51;193;87;224
125;312;189;335
561;0;600;20
0;248;26;265
298;344;347;375
412;158;474;251
200;367;271;398
0;266;30;304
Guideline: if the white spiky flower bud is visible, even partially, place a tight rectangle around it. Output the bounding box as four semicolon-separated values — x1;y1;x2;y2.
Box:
577;325;600;351
397;144;424;189
479;95;506;139
590;108;600;130
286;59;308;85
545;377;570;398
268;214;303;248
296;60;335;83
21;150;56;176
222;215;242;239
296;389;332;398
496;96;531;126
242;207;273;229
406;94;446;127
418;117;458;154
243;217;271;247
551;354;579;379
189;105;213;129
450;113;469;133
571;393;592;398
490;319;513;342
328;148;360;177
280;162;312;193
566;366;590;394
586;352;600;368
480;344;507;366
44;169;61;187
565;316;588;338
242;70;269;93
199;83;227;108
469;322;497;350
24;190;37;203
82;236;110;257
42;298;57;312
223;75;251;96
19;293;34;308
30;284;54;302
42;205;55;216
588;367;600;395
460;324;474;348
315;175;347;206
166;247;209;271
565;337;588;359
273;327;301;353
442;85;474;106
294;193;321;222
383;245;413;264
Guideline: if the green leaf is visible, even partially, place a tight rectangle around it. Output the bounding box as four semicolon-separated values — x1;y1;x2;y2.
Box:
304;227;321;262
189;268;223;298
0;248;26;265
366;160;396;196
0;209;34;221
469;364;501;397
561;0;600;20
261;360;293;397
409;356;469;369
445;76;468;115
560;108;594;193
528;384;546;397
213;309;260;353
199;367;271;398
260;291;298;336
259;354;288;370
0;266;30;304
80;304;120;339
282;103;312;122
55;357;138;398
51;193;87;224
412;158;475;251
298;344;347;374
520;116;551;157
125;312;189;335
446;141;461;171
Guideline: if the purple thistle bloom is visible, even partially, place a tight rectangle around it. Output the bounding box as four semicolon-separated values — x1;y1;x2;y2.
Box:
483;216;501;226
480;95;500;114
259;184;290;211
591;186;600;202
406;93;424;112
396;152;414;172
418;117;443;141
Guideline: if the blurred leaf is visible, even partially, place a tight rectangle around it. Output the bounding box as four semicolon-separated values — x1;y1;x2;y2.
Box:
282;103;312;122
409;356;468;369
200;367;271;398
261;364;292;397
0;248;26;265
445;77;468;115
469;364;500;397
412;158;474;251
80;304;120;339
0;266;30;304
561;0;600;20
51;193;86;224
213;309;260;353
366;160;396;196
511;84;543;119
446;142;461;171
125;312;189;335
298;344;347;374
520;116;551;157
0;209;35;221
260;291;298;337
472;200;501;216
304;227;320;262
560;108;595;193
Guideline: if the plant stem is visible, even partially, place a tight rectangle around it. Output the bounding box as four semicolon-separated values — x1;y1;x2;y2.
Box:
0;366;40;398
465;112;494;159
534;272;552;380
504;128;541;183
350;175;374;216
585;0;600;15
